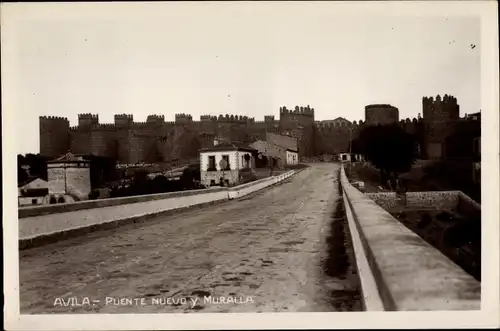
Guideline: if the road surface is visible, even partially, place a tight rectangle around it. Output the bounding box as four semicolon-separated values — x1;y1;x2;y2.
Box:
19;163;361;313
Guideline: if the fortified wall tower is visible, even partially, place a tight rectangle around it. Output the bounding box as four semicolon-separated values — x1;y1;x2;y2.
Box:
39;116;70;158
365;104;399;126
422;94;460;159
279;105;315;157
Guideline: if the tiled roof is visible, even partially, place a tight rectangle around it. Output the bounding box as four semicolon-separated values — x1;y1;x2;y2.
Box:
200;143;257;152
18;177;39;188
49;152;88;163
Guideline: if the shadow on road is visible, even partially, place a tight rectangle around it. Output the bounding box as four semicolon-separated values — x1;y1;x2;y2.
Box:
322;179;363;311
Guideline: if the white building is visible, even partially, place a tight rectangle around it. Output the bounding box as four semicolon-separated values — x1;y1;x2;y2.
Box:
338;153;364;162
47;152;91;203
199;143;257;187
286;149;299;165
18;178;49;207
250;135;299;167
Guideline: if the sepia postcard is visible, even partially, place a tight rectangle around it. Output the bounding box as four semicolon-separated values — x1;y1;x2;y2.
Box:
2;1;499;330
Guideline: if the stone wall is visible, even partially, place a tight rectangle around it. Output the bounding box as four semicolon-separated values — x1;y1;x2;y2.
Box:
200;170;240;187
406;191;460;210
40;98;479;164
457;191;481;219
365;191;480;214
365;192;398;209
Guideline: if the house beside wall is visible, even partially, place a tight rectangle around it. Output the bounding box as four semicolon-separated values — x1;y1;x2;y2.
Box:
250;133;299;167
18;177;49;206
338;153;364;162
47;152;91;203
199;143;257;187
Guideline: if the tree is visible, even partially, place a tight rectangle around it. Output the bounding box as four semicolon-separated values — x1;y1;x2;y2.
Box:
180;164;200;188
18;153;48;182
359;124;418;183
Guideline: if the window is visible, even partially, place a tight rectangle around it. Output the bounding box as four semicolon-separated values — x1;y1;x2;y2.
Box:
32;199;37;205
222;155;230;170
210;180;216;186
208;155;216;171
58;197;66;204
50;197;57;204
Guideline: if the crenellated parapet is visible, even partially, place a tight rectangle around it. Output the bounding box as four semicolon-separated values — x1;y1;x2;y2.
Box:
315;120;354;129
146;114;165;123
200;115;218;121
175;113;193;124
422;94;460;121
114;114;134;127
280;105;315;117
40;95;478;162
131;122;157;129
423;94;458;107
77;113;98;129
213;114;253;123
40;115;69;122
93;123;117;130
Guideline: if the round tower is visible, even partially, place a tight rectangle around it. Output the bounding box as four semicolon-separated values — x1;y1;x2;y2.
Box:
364;104;399;126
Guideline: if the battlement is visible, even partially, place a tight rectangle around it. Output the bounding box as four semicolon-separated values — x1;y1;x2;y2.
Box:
146;114;165;123
423;94;460;121
130;122;153;129
114;114;134;119
264;115;276;122
40;116;69;122
280;105;315;116
175;113;193;123
114;114;134;127
253;121;267;125
316;120;353;129
78;113;99;119
212;114;254;123
399;117;418;124
94;123;117;129
423;94;458;106
77;113;99;126
200;115;218;121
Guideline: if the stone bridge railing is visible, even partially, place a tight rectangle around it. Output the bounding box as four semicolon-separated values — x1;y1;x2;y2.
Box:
19;170;298;248
339;165;480;311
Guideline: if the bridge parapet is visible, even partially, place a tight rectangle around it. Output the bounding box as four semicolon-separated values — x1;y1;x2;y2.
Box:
339;165;480;311
19;170;297;249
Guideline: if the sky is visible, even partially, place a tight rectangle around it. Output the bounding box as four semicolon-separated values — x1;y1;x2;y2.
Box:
6;2;481;155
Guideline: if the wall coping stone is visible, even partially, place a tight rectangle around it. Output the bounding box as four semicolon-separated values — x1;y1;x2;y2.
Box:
19;171;296;218
340;165;480;311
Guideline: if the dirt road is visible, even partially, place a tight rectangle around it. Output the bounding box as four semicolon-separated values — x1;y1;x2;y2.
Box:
19;163;361;313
